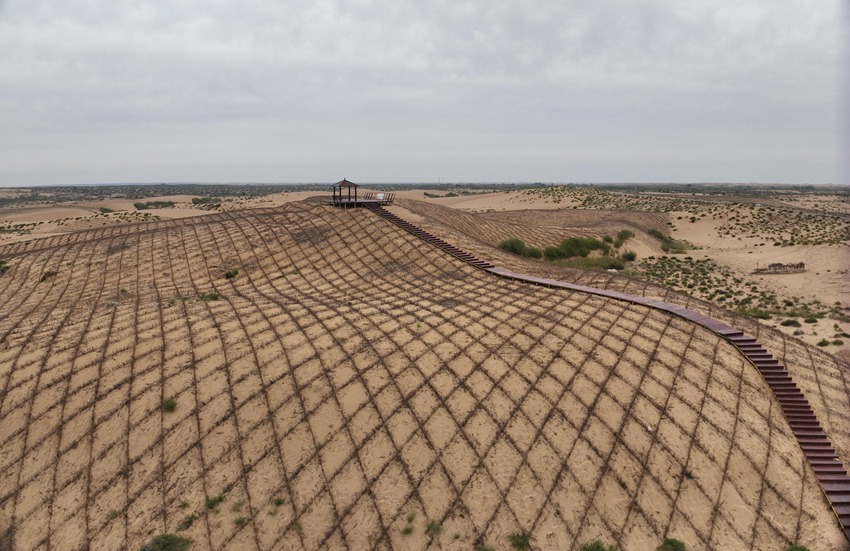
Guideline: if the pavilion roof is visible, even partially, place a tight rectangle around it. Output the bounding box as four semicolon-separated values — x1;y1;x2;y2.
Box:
333;178;359;188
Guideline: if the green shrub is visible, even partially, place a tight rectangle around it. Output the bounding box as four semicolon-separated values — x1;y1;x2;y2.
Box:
424;519;442;537
649;229;665;240
474;545;495;551
139;533;192;551
617;229;635;241
176;514;195;531
556;257;625;271
832;339;844;345
509;532;530;549
603;235;613;243
543;246;564;260
134;202;149;210
401;525;413;535
525;247;543;259
0;260;9;275
817;339;830;346
804;317;818;323
785;546;810;551
199;291;220;301
498;238;527;256
40;270;58;282
780;319;802;327
581;540;616;551
205;494;225;509
99;207;114;213
656;538;686;551
224;269;238;280
622;251;637;261
162;399;177;413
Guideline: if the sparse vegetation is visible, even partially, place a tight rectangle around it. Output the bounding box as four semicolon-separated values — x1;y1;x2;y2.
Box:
162;398;177;413
233;517;245;527
99;207;114;213
199;291;220;301
135;201;175;210
508;532;530;549
781;319;802;327
474;544;495;551
138;533;192;551
204;494;225;510
424;519;442;537
0;259;9;275
581;540;617;551
176;514;196;531
224;269;239;280
401;524;414;535
40;270;58;282
656;538;687;551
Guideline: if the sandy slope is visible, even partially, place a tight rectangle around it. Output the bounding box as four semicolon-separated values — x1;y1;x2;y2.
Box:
0;201;847;550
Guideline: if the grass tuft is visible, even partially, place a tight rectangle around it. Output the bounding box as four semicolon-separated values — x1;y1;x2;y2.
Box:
162;399;177;413
509;532;530;549
138;533;192;551
204;494;225;510
424;519;442;537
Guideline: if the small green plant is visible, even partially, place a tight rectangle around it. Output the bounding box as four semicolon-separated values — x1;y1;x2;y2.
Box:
177;501;189;509
204;494;225;510
176;514;196;531
784;547;810;551
401;524;414;535
498;238;528;256
40;270;58;282
581;540;617;551
656;538;686;551
199;291;220;301
273;497;284;506
525;246;543;259
139;533;192;551
162;398;177;413
509;532;530;549
817;339;830;346
0;260;10;275
406;511;416;523
781;319;802;327
99;207;114;213
804;317;818;323
224;269;238;280
292;519;303;534
107;509;119;521
231;500;243;512
233;517;245;527
474;544;495;551
424;519;442;537
621;250;637;261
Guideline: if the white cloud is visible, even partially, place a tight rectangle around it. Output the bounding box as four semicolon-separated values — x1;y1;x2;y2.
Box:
0;0;844;184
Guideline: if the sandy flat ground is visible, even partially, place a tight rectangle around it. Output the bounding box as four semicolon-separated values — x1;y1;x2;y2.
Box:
0;200;846;550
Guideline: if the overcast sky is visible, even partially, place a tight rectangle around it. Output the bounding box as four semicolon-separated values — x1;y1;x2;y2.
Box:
0;0;846;186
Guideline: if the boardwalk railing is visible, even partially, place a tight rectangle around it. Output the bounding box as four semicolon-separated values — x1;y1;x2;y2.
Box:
364;202;850;539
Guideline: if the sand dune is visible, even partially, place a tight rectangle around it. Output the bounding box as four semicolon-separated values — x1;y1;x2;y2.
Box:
0;200;847;550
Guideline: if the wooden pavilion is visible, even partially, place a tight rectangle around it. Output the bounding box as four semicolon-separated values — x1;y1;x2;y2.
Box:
325;179;395;208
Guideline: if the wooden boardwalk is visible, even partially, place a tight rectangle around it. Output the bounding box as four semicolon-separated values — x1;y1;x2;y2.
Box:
365;203;850;540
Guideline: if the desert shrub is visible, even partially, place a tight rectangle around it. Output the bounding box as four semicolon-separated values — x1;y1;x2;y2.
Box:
602;235;613;243
498;238;527;256
205;494;225;509
40;270;58;282
543;246;564;260
199;291;220;301
622;251;637;261
525;246;543;259
162;399;177;412
99;207;114;213
401;525;413;535
474;545;495;551
559;236;608;257
176;514;195;531
224;269;239;280
832;339;844;345
617;229;634;241
556;257;625;271
0;260;9;275
804;317;818;323
424;519;442;537
661;237;688;254
781;319;802;327
139;533;192;551
817;339;830;346
648;229;665;240
581;540;616;551
656;538;687;551
785;546;810;551
134;202;149;210
508;532;530;549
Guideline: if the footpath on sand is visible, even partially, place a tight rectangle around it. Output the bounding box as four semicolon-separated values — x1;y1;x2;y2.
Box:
364;202;850;541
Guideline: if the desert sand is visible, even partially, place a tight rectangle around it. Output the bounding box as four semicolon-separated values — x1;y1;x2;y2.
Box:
0;198;848;550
